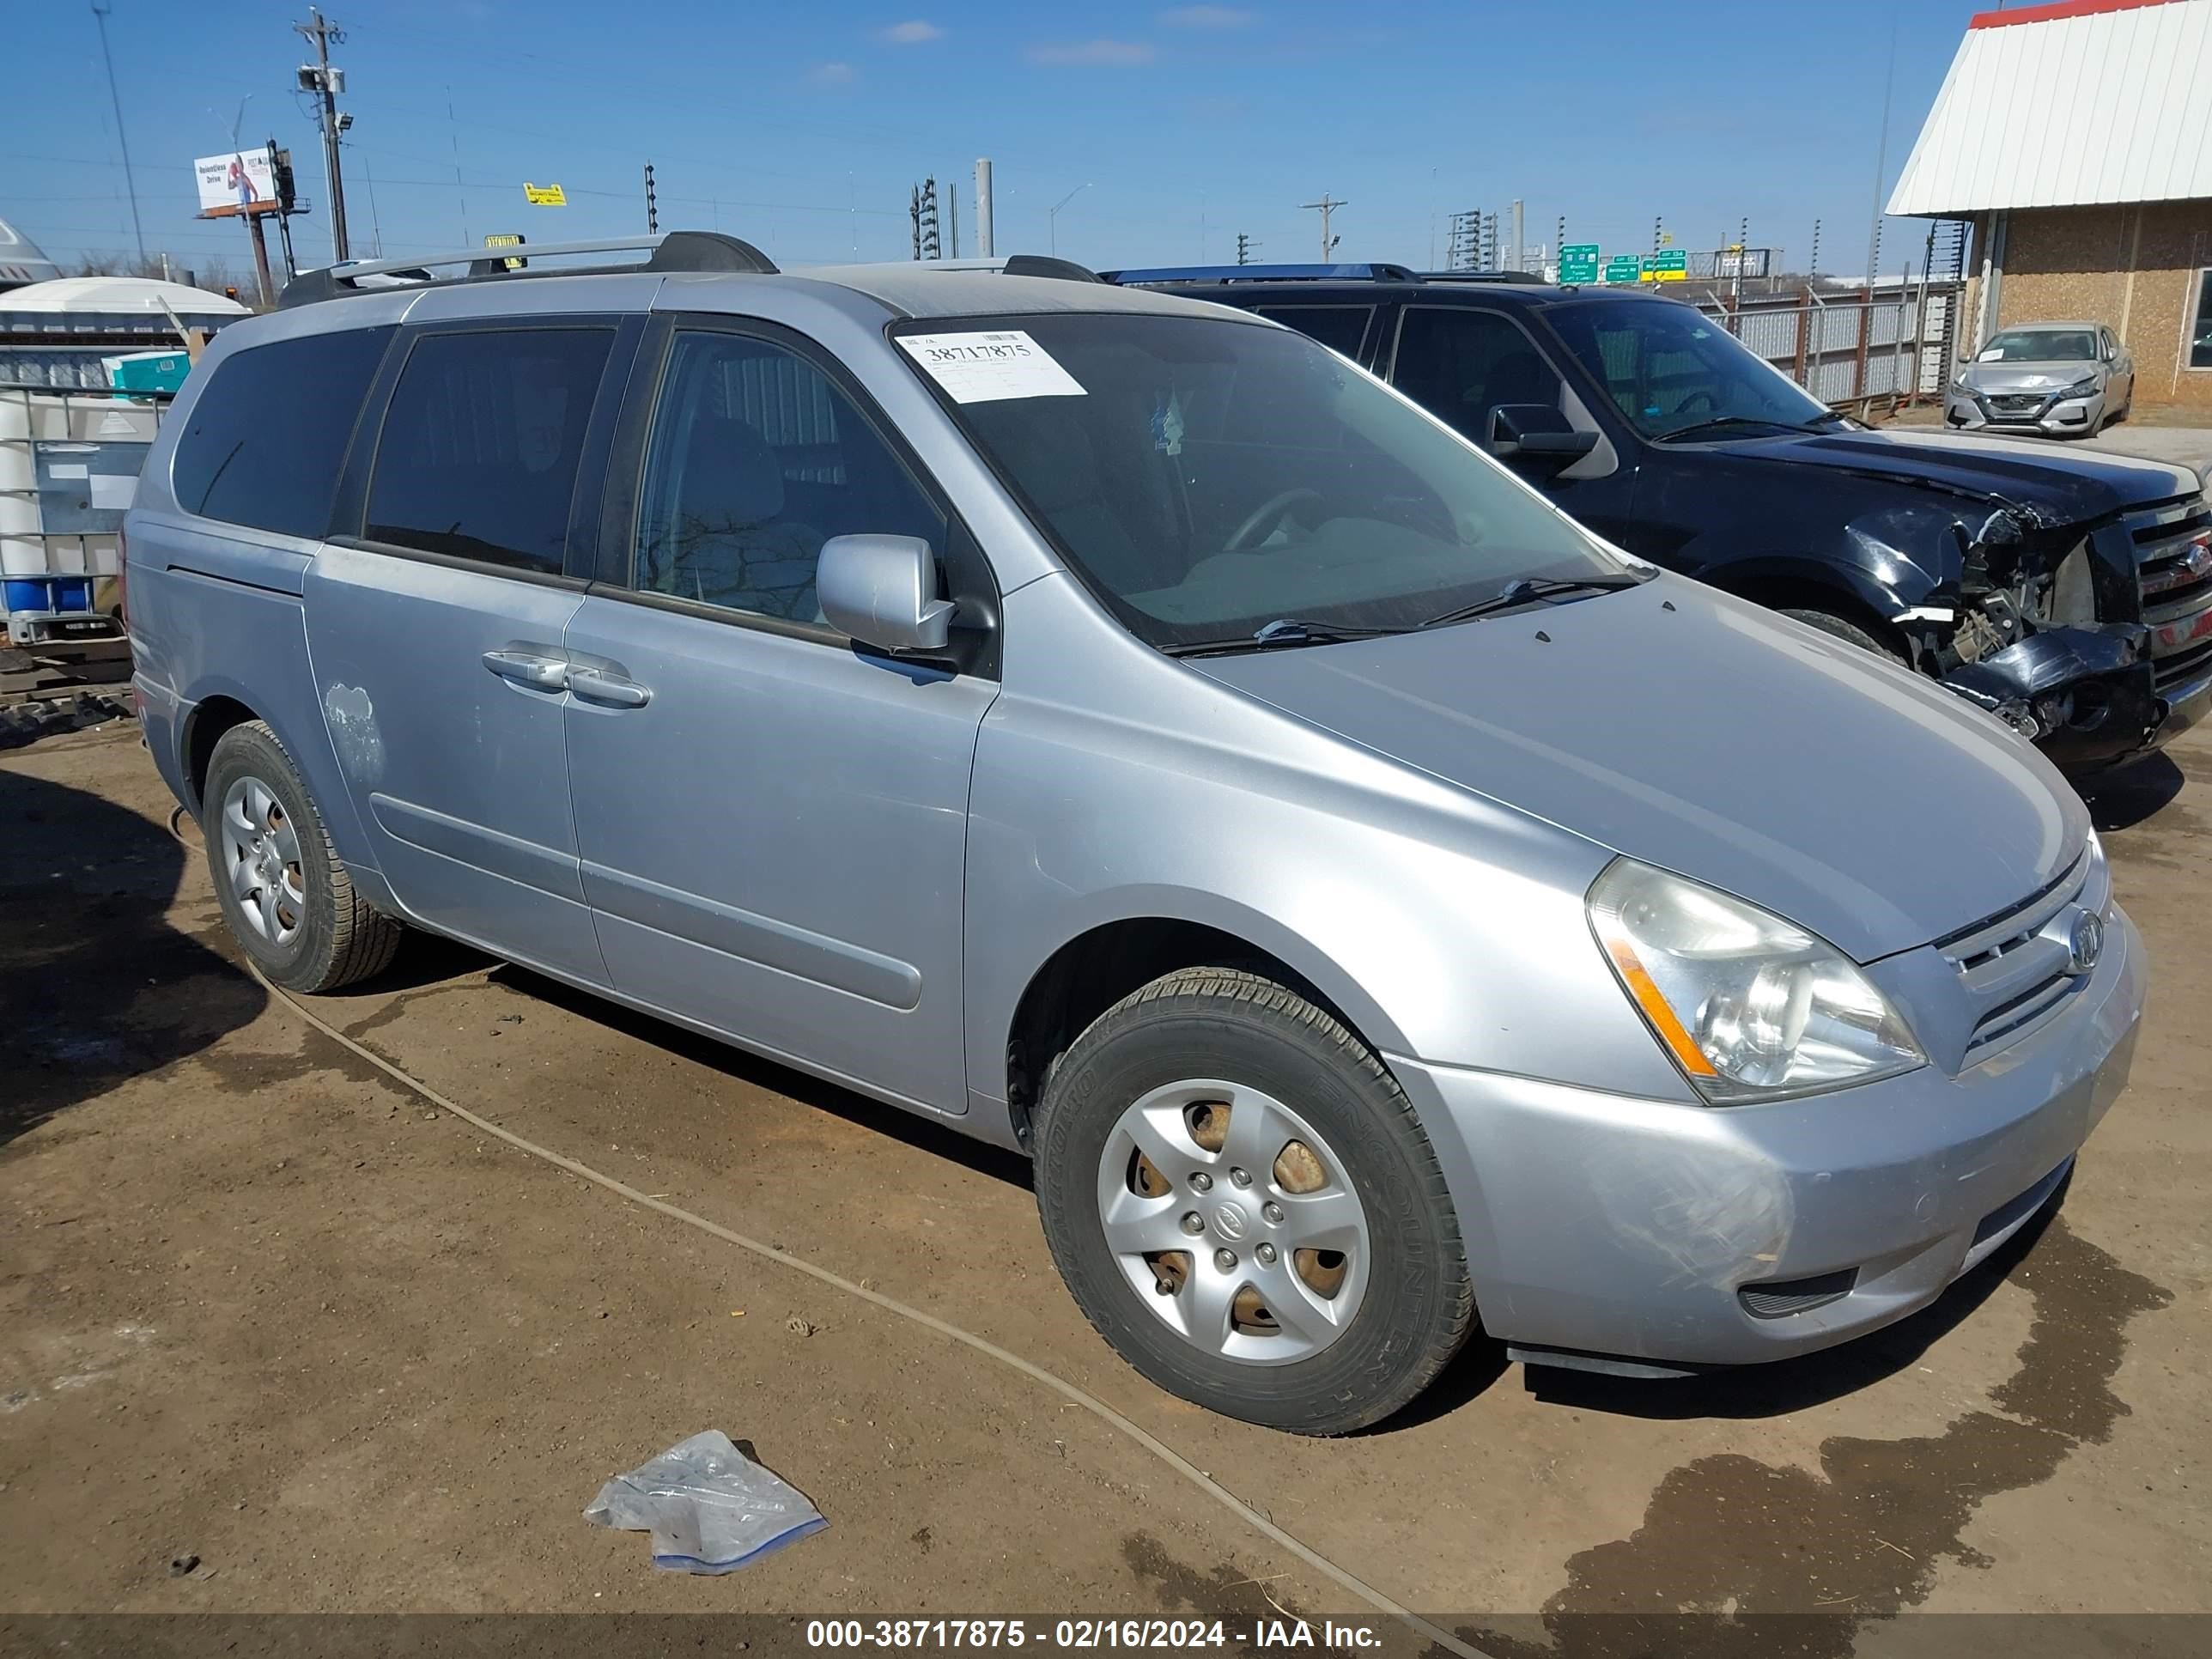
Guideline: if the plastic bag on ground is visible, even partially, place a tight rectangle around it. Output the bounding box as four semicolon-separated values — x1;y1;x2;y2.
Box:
585;1430;827;1574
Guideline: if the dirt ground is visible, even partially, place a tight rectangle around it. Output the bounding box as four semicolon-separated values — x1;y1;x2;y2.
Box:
3;719;2207;1655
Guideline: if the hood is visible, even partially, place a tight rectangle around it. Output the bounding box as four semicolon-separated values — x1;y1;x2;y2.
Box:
1724;425;2197;521
1958;359;2105;394
1192;579;2089;963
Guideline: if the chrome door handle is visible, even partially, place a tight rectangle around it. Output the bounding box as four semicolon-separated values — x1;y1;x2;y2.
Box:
567;666;652;708
482;648;570;690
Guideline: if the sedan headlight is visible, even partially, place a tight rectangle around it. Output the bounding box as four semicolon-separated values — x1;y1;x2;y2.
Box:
1588;860;1924;1103
2057;377;2100;401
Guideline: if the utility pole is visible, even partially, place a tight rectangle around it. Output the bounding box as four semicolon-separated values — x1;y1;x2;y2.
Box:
947;180;959;259
1509;198;1523;274
1654;216;1664;256
1808;218;1822;278
974;158;994;258
1299;195;1346;260
294;8;350;262
644;162;657;234
89;2;146;264
1236;232;1255;266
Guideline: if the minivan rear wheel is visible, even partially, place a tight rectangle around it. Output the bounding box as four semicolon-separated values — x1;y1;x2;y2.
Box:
204;720;403;993
1031;967;1474;1434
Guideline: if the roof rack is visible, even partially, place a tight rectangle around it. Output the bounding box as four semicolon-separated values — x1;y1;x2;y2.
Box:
869;254;1103;283
1416;270;1548;284
278;230;777;309
1100;262;1422;286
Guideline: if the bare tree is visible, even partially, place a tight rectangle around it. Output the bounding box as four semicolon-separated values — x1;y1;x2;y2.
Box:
68;248;248;301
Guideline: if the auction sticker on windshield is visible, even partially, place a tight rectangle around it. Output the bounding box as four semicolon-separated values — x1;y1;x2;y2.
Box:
897;330;1087;403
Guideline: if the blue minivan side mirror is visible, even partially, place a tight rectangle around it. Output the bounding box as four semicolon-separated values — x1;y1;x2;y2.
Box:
817;534;955;653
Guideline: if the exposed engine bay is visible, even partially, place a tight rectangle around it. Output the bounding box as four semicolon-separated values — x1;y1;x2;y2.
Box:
1893;501;2162;770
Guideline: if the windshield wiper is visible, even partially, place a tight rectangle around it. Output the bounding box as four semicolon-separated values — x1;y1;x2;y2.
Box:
1645;413;1814;442
1161;617;1403;658
1417;574;1644;629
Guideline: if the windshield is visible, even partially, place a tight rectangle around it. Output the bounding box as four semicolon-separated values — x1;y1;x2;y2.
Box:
896;312;1626;649
1543;296;1834;440
1978;329;2097;363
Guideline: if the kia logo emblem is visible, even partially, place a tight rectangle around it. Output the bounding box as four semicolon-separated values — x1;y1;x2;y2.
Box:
2068;910;2105;976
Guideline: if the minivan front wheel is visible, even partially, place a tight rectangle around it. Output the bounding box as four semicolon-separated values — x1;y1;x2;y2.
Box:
1032;968;1474;1434
204;720;403;993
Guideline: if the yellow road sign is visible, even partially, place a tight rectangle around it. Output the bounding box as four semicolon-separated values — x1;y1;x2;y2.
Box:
522;183;567;206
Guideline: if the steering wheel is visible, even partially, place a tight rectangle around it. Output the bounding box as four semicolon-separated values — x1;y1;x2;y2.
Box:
1225;488;1325;552
1673;388;1719;416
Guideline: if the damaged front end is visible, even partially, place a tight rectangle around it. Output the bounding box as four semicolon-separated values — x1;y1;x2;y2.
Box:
1897;502;2163;770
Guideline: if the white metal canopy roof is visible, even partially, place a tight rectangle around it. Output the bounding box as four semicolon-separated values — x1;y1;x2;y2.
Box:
1887;0;2212;217
0;276;250;316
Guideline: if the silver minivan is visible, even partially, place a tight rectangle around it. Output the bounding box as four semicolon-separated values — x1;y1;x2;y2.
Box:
125;235;2144;1433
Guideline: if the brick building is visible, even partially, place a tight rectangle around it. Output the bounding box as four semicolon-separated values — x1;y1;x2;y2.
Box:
1888;0;2212;411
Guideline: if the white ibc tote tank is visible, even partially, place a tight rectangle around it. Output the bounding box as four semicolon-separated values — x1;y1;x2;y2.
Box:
0;277;241;593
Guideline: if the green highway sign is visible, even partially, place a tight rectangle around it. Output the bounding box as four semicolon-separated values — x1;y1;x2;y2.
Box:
1642;248;1689;283
1601;254;1643;285
1559;243;1601;284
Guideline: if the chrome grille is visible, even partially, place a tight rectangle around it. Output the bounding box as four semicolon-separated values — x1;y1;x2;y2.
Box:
2134;501;2212;626
1938;848;2100;1063
2155;634;2212;695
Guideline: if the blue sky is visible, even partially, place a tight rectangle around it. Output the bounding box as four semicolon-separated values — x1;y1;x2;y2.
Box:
15;1;2002;281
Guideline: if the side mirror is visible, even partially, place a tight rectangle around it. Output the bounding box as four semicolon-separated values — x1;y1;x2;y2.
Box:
1487;404;1600;465
817;533;955;653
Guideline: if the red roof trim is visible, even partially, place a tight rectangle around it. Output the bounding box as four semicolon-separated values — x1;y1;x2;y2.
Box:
1971;0;2182;29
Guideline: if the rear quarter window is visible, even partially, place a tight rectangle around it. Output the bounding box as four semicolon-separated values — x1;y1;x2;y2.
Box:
170;327;392;538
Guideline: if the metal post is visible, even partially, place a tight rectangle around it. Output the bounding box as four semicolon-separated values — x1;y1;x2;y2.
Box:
1854;285;1874;412
246;211;275;307
1510;199;1523;273
974;158;994;258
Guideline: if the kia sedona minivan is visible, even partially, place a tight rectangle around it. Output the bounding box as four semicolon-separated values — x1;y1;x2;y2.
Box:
125;234;2144;1433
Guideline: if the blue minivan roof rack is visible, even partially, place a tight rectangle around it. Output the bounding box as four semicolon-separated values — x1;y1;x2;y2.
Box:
1101;262;1422;286
279;230;778;308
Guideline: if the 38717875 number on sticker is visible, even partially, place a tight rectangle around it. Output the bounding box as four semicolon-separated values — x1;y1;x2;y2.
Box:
896;331;1088;404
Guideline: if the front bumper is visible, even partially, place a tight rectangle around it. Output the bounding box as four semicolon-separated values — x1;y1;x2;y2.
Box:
1391;903;2144;1369
1944;386;2105;434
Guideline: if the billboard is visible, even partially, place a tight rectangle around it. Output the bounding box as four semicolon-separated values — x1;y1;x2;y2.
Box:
195;149;278;217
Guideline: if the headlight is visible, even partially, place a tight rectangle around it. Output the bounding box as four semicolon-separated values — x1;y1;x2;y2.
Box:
1588;860;1924;1103
2057;377;2100;401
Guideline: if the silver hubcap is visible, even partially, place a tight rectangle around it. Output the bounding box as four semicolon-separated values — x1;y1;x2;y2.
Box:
218;775;306;949
1096;1080;1371;1366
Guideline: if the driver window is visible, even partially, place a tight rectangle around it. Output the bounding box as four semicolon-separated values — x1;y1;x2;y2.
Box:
1390;308;1563;445
635;331;944;623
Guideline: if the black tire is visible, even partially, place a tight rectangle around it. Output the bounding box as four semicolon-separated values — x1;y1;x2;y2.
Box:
203;720;403;993
1032;967;1474;1435
1780;606;1906;665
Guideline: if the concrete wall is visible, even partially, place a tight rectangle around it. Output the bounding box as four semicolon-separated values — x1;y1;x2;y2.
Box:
1971;202;2212;412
